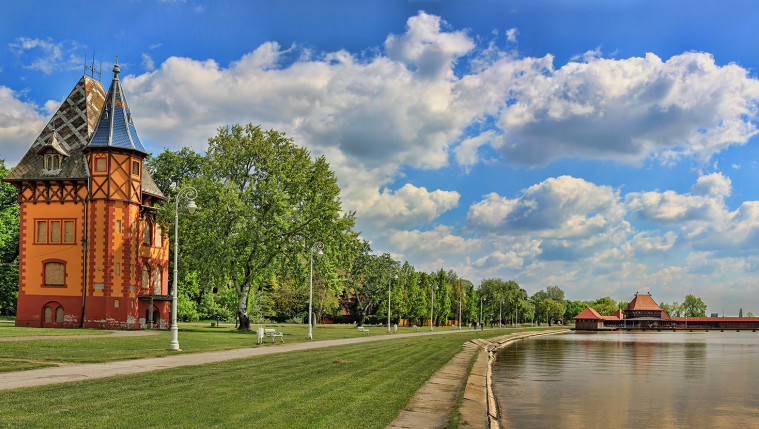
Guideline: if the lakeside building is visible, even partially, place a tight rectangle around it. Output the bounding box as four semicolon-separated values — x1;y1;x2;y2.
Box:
2;65;170;329
575;293;759;330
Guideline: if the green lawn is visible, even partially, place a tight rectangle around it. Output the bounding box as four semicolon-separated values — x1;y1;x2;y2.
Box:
0;325;112;337
0;327;562;428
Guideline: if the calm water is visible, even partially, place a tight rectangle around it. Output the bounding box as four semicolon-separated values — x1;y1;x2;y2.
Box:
492;331;759;428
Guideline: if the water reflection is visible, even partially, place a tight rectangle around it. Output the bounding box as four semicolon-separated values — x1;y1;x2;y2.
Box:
492;332;759;428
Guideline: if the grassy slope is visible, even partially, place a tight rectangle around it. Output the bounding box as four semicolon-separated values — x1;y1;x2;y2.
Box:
0;326;563;428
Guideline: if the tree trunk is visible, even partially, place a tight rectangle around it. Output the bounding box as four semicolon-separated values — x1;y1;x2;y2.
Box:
237;288;250;330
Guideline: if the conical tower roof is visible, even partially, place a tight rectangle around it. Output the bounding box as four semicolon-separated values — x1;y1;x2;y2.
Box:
5;76;106;180
88;63;147;154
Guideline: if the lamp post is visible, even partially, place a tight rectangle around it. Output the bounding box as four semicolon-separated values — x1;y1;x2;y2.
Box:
387;268;397;334
307;241;324;340
499;300;503;328
459;289;462;330
480;296;486;330
169;186;198;351
430;282;434;331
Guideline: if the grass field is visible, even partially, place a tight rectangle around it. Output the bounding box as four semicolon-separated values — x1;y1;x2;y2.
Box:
0;326;564;428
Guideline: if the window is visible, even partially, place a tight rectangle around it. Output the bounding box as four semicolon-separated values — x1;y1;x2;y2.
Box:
63;221;75;243
44;306;53;323
43;154;62;172
115;262;121;276
35;219;75;244
55;307;64;323
95;157;107;172
37;221;47;243
50;221;60;243
154;225;162;246
143;221;152;245
132;160;140;176
44;262;65;286
116;220;122;233
142;266;150;290
153;266;162;295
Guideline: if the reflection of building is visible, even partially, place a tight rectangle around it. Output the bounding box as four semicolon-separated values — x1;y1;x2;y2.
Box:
575;293;759;330
3;65;169;329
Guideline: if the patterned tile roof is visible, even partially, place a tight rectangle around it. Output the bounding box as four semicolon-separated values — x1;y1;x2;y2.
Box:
5;76;105;181
89;63;147;154
624;294;662;311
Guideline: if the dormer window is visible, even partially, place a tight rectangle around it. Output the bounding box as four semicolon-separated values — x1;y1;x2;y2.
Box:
43;153;63;173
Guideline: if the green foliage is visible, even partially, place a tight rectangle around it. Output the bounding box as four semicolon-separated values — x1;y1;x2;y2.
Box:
564;300;588;319
198;292;233;322
178;124;355;330
661;301;684;317
434;269;451;325
0;158;19;316
683;294;707;317
589;297;618;316
177;290;200;322
145;147;204;200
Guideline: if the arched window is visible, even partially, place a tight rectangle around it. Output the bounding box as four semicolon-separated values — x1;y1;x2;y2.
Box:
56;306;64;323
44;306;53;323
44;262;65;286
142;265;150;290
143;220;152;246
153;266;162;295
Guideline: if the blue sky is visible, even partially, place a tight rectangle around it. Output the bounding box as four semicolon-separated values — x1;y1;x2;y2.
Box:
3;0;759;313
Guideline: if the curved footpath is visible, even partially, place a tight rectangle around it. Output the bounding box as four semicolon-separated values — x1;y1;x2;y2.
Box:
0;327;547;391
388;329;567;429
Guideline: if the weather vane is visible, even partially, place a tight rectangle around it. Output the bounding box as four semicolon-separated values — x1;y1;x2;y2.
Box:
83;51;102;81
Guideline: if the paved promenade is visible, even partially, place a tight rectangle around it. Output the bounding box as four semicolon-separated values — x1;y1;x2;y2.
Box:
0;327;489;391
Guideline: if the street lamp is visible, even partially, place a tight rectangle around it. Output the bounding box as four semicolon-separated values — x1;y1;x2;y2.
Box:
480;295;486;330
499;300;503;328
169;186;198;351
307;241;324;340
430;281;434;331
387;268;397;334
458;288;462;330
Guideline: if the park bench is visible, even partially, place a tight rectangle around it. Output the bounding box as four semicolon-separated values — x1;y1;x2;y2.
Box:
357;326;369;335
413;325;420;332
264;328;284;343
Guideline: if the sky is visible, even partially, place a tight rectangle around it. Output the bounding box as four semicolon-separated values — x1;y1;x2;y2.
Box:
2;0;759;314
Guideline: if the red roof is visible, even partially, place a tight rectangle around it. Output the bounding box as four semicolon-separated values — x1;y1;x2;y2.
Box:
624;294;662;311
670;317;759;322
574;307;603;320
611;309;624;319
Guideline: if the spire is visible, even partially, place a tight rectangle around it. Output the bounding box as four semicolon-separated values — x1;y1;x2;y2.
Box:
88;62;147;154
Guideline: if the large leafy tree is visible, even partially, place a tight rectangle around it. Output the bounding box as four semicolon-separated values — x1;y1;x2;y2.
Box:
434;269;450;326
406;270;426;325
0;159;19;316
181;124;354;330
683;294;707;317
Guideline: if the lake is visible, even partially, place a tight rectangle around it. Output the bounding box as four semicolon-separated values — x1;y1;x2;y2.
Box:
491;331;759;428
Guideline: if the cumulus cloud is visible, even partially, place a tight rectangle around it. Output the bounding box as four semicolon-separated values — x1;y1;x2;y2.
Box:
355;183;460;229
0;86;47;164
467;175;625;239
691;172;731;197
626;190;725;225
9;37;83;74
388;225;480;258
384;11;474;80
505;28;519;43
495;52;759;165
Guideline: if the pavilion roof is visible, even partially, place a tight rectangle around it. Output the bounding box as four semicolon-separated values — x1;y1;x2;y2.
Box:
624;294;662;311
574;307;603;320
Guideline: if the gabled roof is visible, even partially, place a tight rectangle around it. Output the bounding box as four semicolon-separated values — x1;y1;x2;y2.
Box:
35;131;70;156
624;293;662;311
575;307;603;320
89;63;147;154
5;76;106;181
611;308;624;319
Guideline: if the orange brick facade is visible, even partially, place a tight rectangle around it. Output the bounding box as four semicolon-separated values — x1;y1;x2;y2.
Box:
6;70;170;329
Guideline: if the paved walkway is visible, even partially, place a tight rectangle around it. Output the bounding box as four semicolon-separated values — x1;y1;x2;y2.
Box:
0;330;158;342
0;327;488;391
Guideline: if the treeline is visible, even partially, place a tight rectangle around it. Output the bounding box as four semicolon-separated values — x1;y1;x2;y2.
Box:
565;293;715;319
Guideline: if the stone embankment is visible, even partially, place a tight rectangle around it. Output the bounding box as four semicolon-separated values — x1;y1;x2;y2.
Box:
388;329;567;429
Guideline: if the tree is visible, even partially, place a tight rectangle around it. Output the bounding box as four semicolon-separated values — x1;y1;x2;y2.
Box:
748;312;755;317
0;158;19;316
180;124;354;330
739;308;743;317
590;297;618;316
683;294;707;317
406;270;426;325
145;147;204;200
434;269;450;326
564;300;589;320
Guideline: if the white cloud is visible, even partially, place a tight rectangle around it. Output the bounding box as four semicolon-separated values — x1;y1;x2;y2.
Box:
505;28;519;43
388;225;480;258
384;11;474;80
9;37;83;74
141;53;155;71
495;52;759;165
467;175;625;239
0;86;46;164
626;190;725;225
691;172;731;197
453;130;498;170
356;183;460;229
